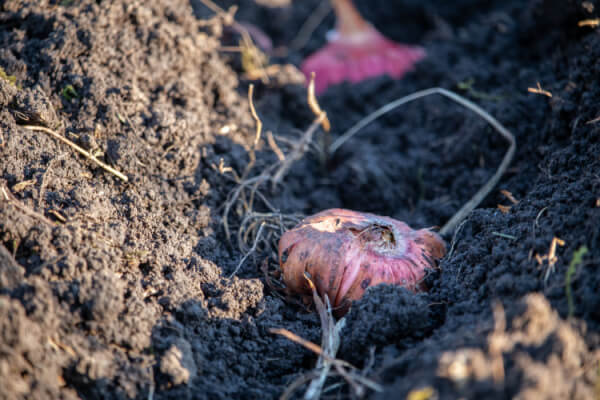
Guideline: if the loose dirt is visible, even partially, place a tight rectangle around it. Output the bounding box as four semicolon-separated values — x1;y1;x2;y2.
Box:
1;0;599;399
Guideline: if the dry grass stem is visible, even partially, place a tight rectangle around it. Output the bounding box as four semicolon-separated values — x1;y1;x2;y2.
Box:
271;114;325;188
1;183;54;226
248;84;263;146
304;275;346;400
21;125;128;182
267;131;285;161
308;73;331;132
273;274;382;399
500;190;519;204
536;236;566;283
270;328;328;359
222;173;270;240
578;18;600;27
586;115;600;125
228;222;266;278
328;87;516;237
527;82;552;97
47;336;77;357
12;179;36;193
223;79;329;282
287;1;332;53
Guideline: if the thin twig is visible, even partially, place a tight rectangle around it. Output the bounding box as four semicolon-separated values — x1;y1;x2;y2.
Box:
1;184;54;226
248;84;263;147
280;371;321;400
288;1;332;52
305;286;346;400
578;18;600;27
329;87;516;237
21;125;128;182
267;131;285;161
272;114;325;187
527;82;552;98
308;73;330;132
270;328;329;359
228;222;266;279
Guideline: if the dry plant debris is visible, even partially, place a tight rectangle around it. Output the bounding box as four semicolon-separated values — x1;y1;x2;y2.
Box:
19;125;128;182
497;204;511;214
329;87;516;237
201;0;304;84
535;236;566;283
406;387;436;400
527;82;553;97
272;274;382;399
578;18;600;27
198;0;271;82
223;74;329;276
1;183;54;227
248;84;263;147
498;189;519;213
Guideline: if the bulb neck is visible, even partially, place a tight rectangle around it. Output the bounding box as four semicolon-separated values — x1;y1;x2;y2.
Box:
331;0;371;36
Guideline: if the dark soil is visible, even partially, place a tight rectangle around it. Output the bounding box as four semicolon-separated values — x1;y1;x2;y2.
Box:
1;0;599;399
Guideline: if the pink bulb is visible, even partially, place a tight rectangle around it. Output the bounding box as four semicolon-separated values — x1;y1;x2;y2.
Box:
301;0;425;94
279;209;445;315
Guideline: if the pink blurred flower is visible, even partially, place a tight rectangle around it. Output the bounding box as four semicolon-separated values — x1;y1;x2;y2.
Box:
301;0;425;94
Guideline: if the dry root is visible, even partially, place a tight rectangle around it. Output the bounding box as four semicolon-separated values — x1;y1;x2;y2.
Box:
223;75;328;278
329;87;516;237
272;274;383;399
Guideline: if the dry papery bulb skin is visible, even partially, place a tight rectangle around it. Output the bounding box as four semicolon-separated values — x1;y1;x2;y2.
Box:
279;208;446;316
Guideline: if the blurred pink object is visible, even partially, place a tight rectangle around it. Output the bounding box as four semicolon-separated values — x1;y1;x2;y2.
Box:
301;0;425;94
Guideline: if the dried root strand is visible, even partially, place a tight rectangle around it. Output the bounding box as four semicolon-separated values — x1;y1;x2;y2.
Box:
224;76;331;279
271;274;383;399
329;87;516;237
308;72;330;132
248;84;263;147
271;114;325;188
20;125;128;182
228;222;266;279
285;1;332;53
1;183;54;226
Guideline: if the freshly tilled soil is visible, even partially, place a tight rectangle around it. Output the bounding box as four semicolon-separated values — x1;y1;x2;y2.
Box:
1;0;599;399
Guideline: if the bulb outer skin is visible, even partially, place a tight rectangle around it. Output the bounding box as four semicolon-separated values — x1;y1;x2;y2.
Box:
279;209;446;315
